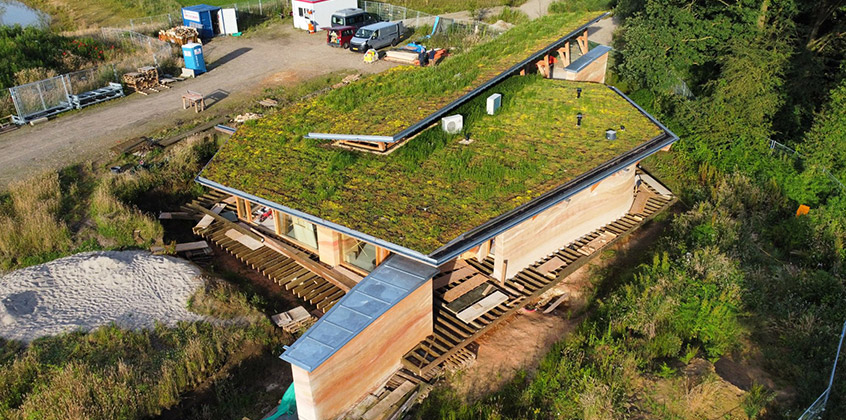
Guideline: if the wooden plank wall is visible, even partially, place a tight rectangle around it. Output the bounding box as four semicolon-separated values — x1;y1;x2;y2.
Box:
493;165;636;280
292;279;434;420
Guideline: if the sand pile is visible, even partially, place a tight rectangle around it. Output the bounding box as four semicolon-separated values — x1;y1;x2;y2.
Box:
0;251;204;342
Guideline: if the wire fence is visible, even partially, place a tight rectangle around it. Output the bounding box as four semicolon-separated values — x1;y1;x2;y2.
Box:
7;28;178;124
361;0;503;33
799;320;846;419
117;0;291;34
769;139;846;193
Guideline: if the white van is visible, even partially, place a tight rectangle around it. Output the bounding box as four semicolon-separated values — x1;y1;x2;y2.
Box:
349;21;404;52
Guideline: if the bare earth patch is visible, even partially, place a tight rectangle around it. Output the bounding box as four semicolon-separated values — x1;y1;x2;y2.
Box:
0;250;203;342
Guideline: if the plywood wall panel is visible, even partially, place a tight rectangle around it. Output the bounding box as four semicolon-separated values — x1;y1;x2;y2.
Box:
493;165;636;280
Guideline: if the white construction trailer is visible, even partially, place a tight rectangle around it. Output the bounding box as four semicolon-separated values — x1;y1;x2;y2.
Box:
291;0;357;31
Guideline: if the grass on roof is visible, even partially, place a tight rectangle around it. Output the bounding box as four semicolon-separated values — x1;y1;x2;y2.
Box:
202;75;662;254
305;11;603;137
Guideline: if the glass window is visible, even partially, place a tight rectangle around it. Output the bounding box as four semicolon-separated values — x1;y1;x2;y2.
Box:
341;235;377;272
356;28;373;38
331;15;344;26
281;215;318;250
298;7;304;17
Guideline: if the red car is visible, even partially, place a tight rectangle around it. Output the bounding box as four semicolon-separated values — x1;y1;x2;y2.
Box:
323;26;356;49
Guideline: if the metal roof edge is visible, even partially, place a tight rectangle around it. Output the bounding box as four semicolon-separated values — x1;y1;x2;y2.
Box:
194;176;439;266
564;45;613;73
427;86;679;264
305;133;397;143
280;255;439;372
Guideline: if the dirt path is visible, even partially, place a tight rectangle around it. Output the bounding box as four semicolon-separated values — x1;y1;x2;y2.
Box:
0;23;395;188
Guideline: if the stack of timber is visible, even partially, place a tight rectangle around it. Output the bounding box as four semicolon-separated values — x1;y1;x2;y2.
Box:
158;26;199;45
186;191;347;312
0;115;19;133
384;48;447;65
271;306;316;333
401;173;676;376
122;66;161;94
70;83;124;110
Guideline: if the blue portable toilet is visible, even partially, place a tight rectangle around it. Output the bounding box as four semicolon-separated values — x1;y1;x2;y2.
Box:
182;43;207;74
181;4;221;40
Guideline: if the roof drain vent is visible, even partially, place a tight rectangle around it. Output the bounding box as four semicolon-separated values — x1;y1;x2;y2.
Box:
606;129;617;140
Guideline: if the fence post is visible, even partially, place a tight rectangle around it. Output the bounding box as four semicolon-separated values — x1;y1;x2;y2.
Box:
259;0;263;15
113;64;119;83
168;13;173;26
130;19;134;31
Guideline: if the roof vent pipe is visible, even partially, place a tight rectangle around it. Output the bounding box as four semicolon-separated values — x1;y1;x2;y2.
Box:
576;113;583;127
606;129;617;140
577;87;582;98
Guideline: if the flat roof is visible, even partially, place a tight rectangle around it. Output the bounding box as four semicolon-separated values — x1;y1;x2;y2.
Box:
280;255;438;371
200;76;667;256
301;11;606;142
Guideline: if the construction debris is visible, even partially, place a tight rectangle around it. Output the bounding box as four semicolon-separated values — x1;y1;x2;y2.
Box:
234;112;262;123
384;47;448;66
110;136;159;155
332;73;361;89
258;98;278;108
122;66;161;94
271;306;316;333
158;26;200;46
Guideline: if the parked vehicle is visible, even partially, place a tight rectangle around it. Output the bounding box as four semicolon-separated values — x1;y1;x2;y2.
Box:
330;8;380;30
350;21;404;52
323;25;356;48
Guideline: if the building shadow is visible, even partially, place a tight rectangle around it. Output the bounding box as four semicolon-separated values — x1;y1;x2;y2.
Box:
209;47;251;69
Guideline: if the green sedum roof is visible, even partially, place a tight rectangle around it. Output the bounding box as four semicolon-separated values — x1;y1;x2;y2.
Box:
201;74;663;254
299;11;603;138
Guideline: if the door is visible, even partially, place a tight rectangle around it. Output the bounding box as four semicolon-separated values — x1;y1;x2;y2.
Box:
220;8;238;34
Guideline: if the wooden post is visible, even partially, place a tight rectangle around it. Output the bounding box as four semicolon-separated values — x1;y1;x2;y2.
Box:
273;210;283;236
498;260;508;284
376;247;390;266
243;200;253;221
477;240;491;262
316;226;343;266
558;47;570;67
578;30;589;54
235;197;246;219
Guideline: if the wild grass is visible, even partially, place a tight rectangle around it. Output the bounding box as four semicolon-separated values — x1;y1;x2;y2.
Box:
0;297;286;420
484;7;529;25
392;0;528;15
0;138;218;271
0;173;72;269
548;0;613;14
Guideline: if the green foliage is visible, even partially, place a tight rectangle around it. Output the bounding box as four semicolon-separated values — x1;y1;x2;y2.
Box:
0;26;114;89
391;0;528;15
801;77;846;181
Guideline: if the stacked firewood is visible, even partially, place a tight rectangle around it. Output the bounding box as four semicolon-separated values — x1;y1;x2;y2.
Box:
122;66;160;93
158;26;199;46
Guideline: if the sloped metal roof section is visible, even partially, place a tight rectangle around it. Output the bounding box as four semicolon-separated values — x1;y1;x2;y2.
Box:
564;44;612;73
280;255;439;372
305;12;610;144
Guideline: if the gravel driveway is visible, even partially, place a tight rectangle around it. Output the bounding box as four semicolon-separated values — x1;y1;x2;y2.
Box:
0;23;395;188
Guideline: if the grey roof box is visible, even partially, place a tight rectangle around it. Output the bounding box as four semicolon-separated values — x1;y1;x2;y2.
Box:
280;255;438;372
564;45;612;73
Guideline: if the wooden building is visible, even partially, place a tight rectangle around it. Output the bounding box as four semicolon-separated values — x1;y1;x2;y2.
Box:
191;12;679;420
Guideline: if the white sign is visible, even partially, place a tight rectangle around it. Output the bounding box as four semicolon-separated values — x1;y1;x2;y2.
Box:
183;9;201;22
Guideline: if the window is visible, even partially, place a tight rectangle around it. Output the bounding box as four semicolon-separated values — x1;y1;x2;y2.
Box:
298;7;304;17
341;235;377;272
281;215;318;250
331;15;344;26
